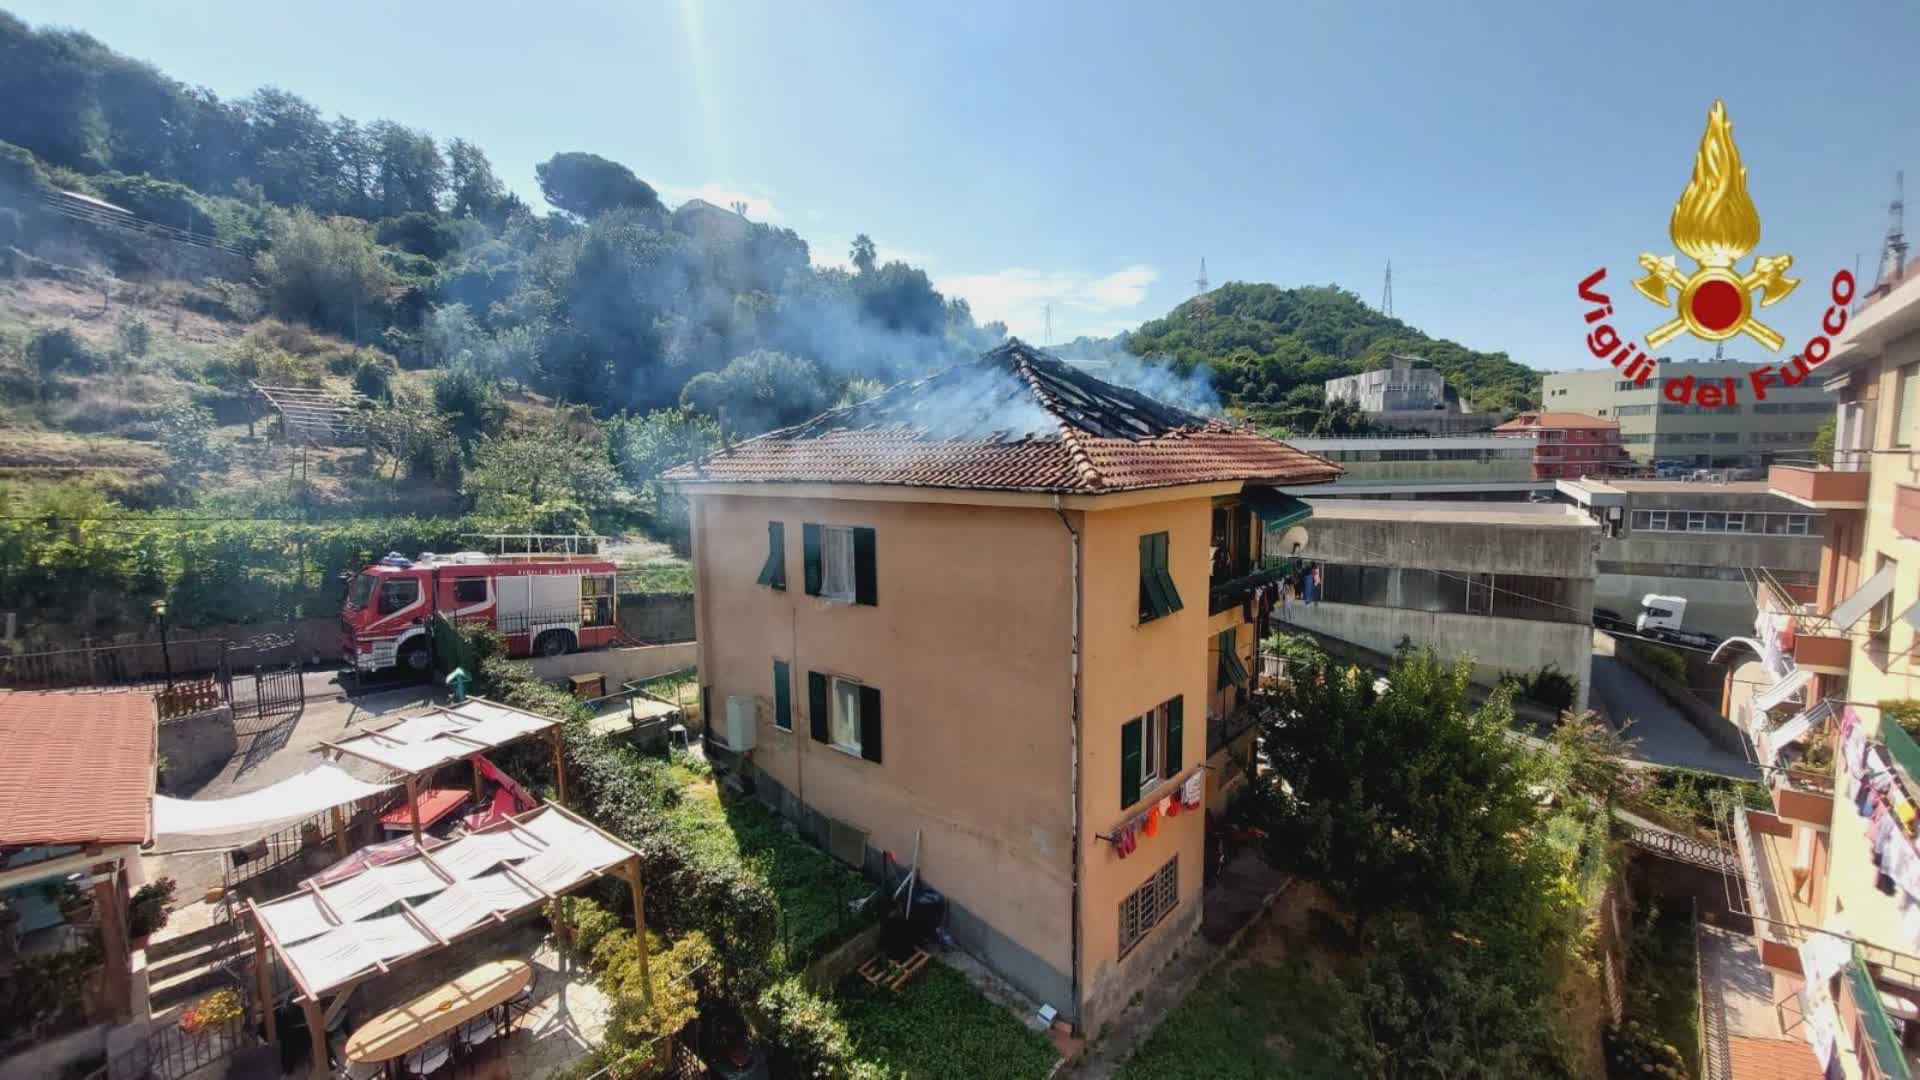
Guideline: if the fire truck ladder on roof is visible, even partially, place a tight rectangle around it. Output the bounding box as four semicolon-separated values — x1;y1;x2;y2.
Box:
460;533;612;561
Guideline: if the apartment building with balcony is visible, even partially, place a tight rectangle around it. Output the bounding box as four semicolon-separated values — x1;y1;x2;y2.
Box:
1716;270;1920;1080
667;342;1339;1033
1543;358;1832;465
1491;411;1632;480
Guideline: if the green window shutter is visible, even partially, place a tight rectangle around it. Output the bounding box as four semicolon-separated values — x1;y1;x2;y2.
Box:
802;524;822;596
808;671;829;743
773;659;791;730
1140;533;1178;621
758;522;786;589
858;685;882;763
1156;533;1183;613
1165;696;1184;774
1121;717;1143;808
1223;627;1250;688
852;527;878;606
1217;629;1231;690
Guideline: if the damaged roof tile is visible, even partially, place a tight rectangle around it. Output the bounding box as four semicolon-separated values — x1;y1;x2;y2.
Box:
667;342;1341;494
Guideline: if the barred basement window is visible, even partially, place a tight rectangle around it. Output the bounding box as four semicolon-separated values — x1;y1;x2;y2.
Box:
1118;856;1180;958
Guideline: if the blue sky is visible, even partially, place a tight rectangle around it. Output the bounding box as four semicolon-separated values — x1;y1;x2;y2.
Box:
10;1;1919;370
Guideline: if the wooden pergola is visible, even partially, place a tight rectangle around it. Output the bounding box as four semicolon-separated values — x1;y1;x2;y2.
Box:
316;699;571;846
245;802;648;1079
251;383;367;446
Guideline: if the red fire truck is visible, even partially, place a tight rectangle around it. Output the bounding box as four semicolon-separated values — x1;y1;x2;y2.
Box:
340;543;621;675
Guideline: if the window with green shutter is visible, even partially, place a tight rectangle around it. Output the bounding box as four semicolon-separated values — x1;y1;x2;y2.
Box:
772;659;791;730
1217;628;1249;690
1138;532;1182;623
1165;695;1183;774
1120;716;1144;808
757;522;787;590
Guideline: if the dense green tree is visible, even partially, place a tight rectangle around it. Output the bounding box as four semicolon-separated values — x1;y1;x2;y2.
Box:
464;417;620;523
238;87;335;209
849;233;876;275
253;209;394;338
535;152;660;219
429;365;506;448
367;120;446;217
445;137;509;223
679;350;833;435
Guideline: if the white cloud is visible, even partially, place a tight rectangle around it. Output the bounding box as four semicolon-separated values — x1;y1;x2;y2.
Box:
655;182;781;222
937;264;1161;342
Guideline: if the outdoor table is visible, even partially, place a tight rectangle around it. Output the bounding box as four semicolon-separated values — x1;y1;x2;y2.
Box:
343;959;532;1065
378;787;468;833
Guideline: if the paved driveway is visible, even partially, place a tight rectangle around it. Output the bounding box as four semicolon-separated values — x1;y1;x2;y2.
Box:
1589;634;1755;778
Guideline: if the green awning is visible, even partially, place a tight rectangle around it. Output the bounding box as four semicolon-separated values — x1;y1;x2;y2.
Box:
1244;487;1313;530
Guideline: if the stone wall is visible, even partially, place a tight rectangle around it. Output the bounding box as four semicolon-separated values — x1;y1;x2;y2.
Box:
156;705;235;796
617;593;695;643
528;641;697;688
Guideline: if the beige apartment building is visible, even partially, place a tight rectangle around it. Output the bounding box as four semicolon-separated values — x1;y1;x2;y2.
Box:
1717;269;1920;1079
1542;358;1832;465
669;343;1339;1033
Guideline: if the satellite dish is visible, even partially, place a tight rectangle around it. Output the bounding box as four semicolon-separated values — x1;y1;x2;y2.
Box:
1276;525;1310;554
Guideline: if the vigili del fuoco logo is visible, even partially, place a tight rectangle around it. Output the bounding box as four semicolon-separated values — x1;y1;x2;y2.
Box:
1577;99;1853;408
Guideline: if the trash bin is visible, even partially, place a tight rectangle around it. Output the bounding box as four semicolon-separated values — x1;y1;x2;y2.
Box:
908;886;947;941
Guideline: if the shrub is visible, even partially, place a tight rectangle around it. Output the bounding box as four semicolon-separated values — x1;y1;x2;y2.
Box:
1497;663;1579;711
115;314;152;358
28;326;96;382
1880;699;1920;738
1604;1020;1687;1079
351;358;393;401
431;366;506;446
753;976;861;1079
1631;642;1689;684
129;877;177;939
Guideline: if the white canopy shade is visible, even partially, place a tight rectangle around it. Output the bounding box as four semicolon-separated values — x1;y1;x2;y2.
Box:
326;700;558;776
1829;563;1897;632
1753;668;1813;714
153;764;396;845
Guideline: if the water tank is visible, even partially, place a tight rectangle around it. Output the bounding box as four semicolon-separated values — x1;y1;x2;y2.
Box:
725;695;757;752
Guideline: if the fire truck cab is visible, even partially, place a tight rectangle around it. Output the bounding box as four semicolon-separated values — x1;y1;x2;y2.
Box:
340;550;620;674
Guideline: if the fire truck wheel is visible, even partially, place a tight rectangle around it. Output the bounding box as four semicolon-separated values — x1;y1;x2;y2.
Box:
535;630;575;658
399;639;432;674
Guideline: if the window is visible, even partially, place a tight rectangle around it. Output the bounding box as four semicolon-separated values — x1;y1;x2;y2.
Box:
1138;532;1182;622
580;574;616;627
1787;514;1811;536
1118;857;1179;958
807;670;882;762
377;577;419;615
452;577;487;603
1217;628;1249;692
1713;432;1741;443
832;677;861;752
1120;697;1183;808
772;660;791;730
1897;364;1920;447
1615;404;1654;417
757;522;787;590
1631;510;1650;531
802;524;877;605
821;527;855;601
1870;555;1899;641
1687;512;1707;531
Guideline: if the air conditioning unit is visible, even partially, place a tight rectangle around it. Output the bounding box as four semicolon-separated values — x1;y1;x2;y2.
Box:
724;695;757;752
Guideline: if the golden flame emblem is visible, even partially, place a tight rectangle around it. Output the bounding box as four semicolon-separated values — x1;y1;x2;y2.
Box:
1633;99;1798;350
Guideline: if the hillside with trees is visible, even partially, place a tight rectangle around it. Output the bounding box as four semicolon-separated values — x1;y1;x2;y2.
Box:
0;10;1008;638
1123;282;1541;432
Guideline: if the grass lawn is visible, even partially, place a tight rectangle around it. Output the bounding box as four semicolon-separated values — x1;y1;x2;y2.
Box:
1113;953;1357;1080
838;961;1058;1079
662;761;876;967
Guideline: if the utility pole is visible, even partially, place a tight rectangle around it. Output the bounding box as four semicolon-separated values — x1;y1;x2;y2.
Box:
1193;258;1209;296
1878;171;1909;290
1381;260;1394;317
1042;303;1052;347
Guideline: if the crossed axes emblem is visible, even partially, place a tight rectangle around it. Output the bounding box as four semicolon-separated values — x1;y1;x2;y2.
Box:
1632;252;1799;351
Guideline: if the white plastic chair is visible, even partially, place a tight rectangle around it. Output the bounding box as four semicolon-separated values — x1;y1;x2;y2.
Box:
409;1040;451;1078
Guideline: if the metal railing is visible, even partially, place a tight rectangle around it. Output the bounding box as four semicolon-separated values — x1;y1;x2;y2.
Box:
39;191;248;256
1847;950;1915;1080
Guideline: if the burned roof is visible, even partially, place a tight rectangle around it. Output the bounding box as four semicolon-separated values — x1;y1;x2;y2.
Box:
668;341;1341;494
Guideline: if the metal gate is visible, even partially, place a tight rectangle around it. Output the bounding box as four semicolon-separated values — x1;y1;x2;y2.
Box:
226;633;306;733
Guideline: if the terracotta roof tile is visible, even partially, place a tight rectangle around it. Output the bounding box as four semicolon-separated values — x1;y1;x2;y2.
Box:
1727;1036;1822;1080
668;342;1341;494
1493;411;1619;431
0;691;156;847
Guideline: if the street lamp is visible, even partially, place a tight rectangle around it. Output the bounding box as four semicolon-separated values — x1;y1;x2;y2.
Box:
152;599;173;691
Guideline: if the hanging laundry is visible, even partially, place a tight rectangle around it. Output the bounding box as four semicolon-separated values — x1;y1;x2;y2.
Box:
1182;771;1203;809
1144;804;1161;838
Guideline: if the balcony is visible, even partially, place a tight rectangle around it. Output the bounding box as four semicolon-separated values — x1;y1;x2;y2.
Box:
1898;484;1920;541
1768;463;1869;509
1730;807;1817;972
1843;954;1917;1080
1207;704;1258;757
1769;763;1835;827
1208;562;1290;617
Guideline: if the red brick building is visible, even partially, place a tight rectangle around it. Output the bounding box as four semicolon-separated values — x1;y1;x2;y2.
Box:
1492;411;1631;480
